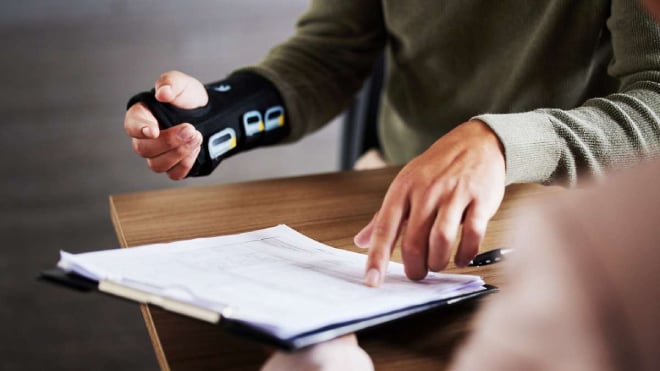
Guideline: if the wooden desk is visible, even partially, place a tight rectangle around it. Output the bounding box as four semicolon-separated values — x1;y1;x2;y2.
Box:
109;167;556;371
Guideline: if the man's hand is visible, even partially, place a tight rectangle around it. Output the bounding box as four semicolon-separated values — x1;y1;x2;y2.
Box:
124;70;207;180
355;120;506;286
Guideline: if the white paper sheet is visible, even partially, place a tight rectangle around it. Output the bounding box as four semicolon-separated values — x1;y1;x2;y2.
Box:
58;225;484;338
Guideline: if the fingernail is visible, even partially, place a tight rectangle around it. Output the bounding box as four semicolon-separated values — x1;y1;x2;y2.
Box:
353;234;368;249
364;268;381;287
178;126;195;141
354;229;370;248
157;85;172;98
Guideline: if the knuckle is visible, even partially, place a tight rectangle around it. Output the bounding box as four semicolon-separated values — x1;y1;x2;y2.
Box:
368;248;387;267
178;156;195;173
465;213;488;237
432;229;452;248
167;169;184;181
174;144;191;157
126;104;139;115
127;102;147;117
124;121;136;137
371;222;392;242
146;158;167;173
125;104;139;121
436;175;457;191
134;104;157;123
420;184;437;200
163;133;181;148
458;176;483;197
393;172;416;192
462;181;479;197
132;139;146;157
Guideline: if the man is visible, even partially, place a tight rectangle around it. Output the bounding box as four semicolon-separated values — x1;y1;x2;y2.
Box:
124;0;660;286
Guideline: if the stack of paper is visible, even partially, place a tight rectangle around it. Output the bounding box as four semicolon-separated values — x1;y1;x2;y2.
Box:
57;225;486;347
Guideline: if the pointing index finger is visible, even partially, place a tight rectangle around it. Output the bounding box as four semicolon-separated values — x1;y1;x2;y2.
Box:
364;190;409;287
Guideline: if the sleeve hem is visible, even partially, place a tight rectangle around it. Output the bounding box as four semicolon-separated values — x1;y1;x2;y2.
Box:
473;112;561;185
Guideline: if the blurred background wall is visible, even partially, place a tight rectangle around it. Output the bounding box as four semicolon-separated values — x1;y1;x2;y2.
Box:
0;1;343;369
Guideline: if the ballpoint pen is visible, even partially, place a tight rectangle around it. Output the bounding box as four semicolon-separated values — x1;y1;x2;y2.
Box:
467;248;514;266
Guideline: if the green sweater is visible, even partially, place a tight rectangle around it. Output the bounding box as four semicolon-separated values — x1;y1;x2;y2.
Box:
247;0;660;185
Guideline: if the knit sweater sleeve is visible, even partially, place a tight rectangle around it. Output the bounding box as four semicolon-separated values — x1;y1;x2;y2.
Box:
239;0;386;142
476;0;660;186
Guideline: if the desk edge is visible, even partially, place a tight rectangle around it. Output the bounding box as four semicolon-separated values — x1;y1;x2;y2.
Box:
109;195;128;249
109;195;171;371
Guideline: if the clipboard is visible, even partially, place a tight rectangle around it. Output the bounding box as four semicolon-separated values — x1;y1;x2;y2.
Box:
40;225;498;350
39;267;497;350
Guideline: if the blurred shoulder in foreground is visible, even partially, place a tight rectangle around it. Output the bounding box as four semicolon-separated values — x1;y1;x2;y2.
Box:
450;159;660;371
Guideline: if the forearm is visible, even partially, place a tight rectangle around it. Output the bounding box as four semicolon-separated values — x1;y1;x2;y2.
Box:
477;0;660;186
478;81;660;186
128;71;288;177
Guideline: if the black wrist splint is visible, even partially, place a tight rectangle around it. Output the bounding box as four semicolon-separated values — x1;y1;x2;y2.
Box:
127;71;288;177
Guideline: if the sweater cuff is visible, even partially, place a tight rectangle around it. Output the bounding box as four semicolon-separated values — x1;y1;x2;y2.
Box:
474;112;561;185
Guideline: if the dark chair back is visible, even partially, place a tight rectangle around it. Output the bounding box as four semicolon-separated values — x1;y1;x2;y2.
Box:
340;56;385;170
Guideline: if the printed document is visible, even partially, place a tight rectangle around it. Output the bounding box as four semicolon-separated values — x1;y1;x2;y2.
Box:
58;225;484;339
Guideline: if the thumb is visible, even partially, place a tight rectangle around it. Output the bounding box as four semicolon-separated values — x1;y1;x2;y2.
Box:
154;70;208;109
354;212;378;248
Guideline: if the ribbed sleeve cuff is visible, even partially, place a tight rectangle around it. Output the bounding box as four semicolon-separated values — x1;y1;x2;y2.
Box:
474;112;561;185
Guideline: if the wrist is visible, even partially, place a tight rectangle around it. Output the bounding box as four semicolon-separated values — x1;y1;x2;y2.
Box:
465;119;505;157
127;71;288;177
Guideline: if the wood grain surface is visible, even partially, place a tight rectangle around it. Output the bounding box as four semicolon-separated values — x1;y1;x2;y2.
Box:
110;167;559;370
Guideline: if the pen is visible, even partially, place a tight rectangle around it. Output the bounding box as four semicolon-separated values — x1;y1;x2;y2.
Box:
467;248;514;266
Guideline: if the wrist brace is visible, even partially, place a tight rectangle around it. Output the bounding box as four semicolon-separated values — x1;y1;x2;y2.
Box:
127;71;288;177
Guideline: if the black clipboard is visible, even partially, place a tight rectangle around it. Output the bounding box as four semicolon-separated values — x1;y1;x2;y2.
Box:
39;267;497;350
